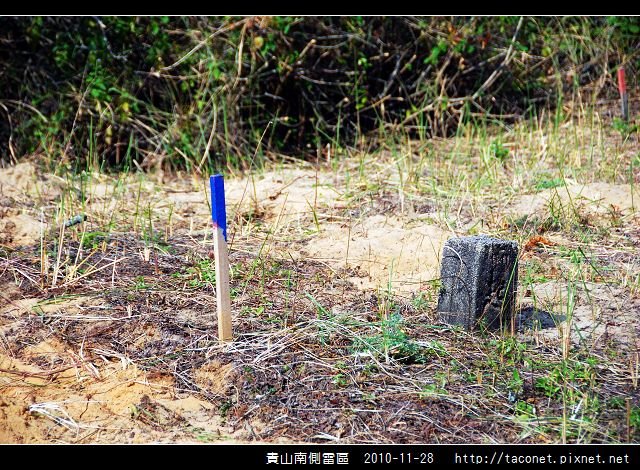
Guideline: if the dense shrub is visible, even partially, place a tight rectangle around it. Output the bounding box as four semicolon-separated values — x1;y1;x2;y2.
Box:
0;16;638;171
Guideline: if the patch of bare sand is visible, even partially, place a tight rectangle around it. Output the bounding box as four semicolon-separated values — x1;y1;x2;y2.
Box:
154;168;343;232
302;214;449;292
0;163;53;247
225;169;342;226
212;170;448;293
193;360;233;396
0;207;41;247
0;162;38;200
521;282;637;349
0;162;60;201
0;291;252;443
509;181;639;222
0;347;246;443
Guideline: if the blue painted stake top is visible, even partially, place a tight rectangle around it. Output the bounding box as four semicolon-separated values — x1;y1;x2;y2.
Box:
210;174;227;242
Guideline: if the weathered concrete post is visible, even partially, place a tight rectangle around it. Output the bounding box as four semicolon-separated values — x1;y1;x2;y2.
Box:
437;235;518;330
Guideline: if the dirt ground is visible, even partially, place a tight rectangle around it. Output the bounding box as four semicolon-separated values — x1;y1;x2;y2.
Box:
1;137;639;444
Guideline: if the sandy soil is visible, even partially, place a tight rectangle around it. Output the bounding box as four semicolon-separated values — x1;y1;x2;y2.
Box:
302;214;448;292
0;163;48;247
1;158;638;444
0;285;250;443
508;180;638;224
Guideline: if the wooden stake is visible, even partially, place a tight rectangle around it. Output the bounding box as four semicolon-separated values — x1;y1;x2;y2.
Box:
210;174;232;342
618;67;629;122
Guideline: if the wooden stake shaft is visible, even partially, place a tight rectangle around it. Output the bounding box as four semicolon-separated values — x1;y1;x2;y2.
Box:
214;225;232;341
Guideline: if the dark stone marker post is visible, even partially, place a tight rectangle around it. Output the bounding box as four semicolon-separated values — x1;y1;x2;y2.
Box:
437;235;518;330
